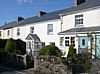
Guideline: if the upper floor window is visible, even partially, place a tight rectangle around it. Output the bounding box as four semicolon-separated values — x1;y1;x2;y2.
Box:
75;14;83;27
7;30;10;36
47;24;53;35
30;27;34;33
0;31;1;37
17;28;20;36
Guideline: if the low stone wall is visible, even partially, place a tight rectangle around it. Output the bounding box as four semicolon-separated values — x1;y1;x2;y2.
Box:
34;59;72;74
89;59;100;74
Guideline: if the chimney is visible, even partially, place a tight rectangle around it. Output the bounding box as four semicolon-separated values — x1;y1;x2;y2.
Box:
73;0;86;6
38;11;47;17
16;16;24;22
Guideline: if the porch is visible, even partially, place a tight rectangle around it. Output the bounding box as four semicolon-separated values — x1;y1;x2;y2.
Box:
26;34;41;56
58;26;100;59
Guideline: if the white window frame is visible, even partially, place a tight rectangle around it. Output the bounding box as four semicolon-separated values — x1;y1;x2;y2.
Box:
47;24;53;35
30;26;34;34
70;37;75;46
60;37;64;46
50;42;55;46
42;42;45;47
75;14;83;27
65;37;70;47
0;31;1;37
7;30;10;36
17;28;20;36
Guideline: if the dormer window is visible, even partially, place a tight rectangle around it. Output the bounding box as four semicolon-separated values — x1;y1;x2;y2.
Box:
75;14;83;27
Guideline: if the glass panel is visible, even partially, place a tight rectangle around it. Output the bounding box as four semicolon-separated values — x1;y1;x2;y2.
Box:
48;24;53;34
75;14;83;26
60;37;64;46
30;27;34;33
17;28;20;36
82;39;85;45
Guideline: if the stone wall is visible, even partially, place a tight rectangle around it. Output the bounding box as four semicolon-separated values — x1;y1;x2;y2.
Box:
2;53;27;69
34;59;72;74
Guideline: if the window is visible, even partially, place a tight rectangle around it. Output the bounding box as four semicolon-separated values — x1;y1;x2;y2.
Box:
30;27;34;33
71;37;75;46
29;42;31;49
50;42;55;46
47;24;53;35
42;42;45;47
65;37;69;47
34;42;39;50
0;31;1;37
17;28;20;36
65;40;69;46
7;30;10;36
60;37;64;46
75;14;83;27
82;39;85;45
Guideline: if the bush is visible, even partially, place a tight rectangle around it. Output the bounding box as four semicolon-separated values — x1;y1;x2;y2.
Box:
5;38;16;53
0;39;7;49
15;39;26;54
39;45;62;57
67;44;76;58
68;51;91;73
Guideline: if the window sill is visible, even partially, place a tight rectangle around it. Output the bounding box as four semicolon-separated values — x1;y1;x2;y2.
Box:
47;33;53;35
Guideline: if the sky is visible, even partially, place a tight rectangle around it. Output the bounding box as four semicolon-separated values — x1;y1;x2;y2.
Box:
0;0;73;25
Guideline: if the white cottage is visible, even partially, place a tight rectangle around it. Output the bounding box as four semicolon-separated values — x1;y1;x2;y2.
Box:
58;0;100;58
0;0;100;58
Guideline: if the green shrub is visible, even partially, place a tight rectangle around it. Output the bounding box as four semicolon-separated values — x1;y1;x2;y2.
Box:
67;44;76;58
15;39;26;54
5;38;16;53
39;45;62;57
0;39;7;49
0;48;5;52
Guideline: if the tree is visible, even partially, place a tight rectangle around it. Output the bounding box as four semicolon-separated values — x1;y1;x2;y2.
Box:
67;44;76;58
39;45;62;57
5;38;16;53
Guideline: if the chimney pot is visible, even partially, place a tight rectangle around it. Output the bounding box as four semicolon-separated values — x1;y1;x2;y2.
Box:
73;0;86;6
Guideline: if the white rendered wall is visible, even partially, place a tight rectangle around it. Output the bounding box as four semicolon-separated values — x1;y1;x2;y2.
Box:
62;7;100;31
7;19;61;48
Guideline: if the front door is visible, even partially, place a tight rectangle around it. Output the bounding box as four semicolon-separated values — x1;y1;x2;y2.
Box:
79;36;88;53
95;35;100;59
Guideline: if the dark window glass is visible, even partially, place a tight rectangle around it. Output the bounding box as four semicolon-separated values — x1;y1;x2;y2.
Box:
82;39;85;45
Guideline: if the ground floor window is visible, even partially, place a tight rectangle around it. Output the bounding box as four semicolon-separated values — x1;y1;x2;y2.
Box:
50;42;55;46
26;41;32;49
60;36;75;47
60;37;64;46
65;40;69;46
42;42;45;47
34;42;39;49
65;37;69;47
71;37;75;46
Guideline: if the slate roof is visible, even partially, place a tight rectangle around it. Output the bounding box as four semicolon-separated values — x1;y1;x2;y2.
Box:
0;0;100;30
26;34;41;42
0;21;17;30
58;26;100;35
